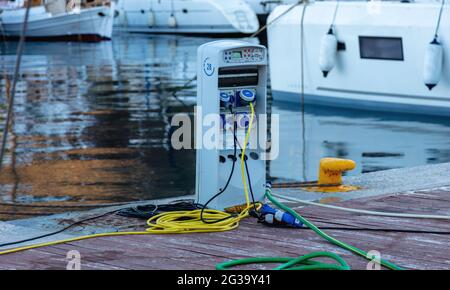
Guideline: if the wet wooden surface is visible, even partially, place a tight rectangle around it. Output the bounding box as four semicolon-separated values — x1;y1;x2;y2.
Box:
1;186;450;270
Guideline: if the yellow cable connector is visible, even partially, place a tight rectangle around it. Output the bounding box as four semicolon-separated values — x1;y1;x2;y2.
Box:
225;202;261;214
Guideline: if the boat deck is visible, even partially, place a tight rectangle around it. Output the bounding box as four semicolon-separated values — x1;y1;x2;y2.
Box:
1;185;450;270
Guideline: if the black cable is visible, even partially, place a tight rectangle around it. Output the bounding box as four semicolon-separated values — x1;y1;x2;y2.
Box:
0;209;121;248
117;200;202;219
200;108;238;224
243;148;258;215
1;198;222;248
4;204;450;250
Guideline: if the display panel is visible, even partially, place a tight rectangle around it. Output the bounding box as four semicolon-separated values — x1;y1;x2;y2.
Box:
359;36;404;61
231;51;242;59
223;47;265;63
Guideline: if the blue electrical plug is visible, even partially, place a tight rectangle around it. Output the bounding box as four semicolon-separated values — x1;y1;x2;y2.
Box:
260;204;303;228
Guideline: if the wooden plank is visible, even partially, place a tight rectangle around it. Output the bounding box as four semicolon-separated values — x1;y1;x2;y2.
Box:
2;186;450;269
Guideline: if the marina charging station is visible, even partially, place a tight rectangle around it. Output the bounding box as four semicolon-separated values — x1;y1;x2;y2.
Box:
196;40;267;210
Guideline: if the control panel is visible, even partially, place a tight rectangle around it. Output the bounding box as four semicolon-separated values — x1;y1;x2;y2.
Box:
218;67;259;149
196;40;267;210
223;47;265;63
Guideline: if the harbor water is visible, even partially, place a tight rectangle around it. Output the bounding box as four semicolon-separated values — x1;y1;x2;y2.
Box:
1;34;450;220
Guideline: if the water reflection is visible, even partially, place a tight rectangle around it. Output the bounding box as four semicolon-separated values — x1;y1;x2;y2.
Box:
1;35;450;220
270;102;450;182
0;35;209;220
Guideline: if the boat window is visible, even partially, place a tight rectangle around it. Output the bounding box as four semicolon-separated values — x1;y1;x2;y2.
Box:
359;36;404;61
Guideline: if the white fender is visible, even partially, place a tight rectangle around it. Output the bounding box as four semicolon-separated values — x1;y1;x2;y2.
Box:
423;38;444;90
168;14;177;28
319;29;338;78
147;9;155;27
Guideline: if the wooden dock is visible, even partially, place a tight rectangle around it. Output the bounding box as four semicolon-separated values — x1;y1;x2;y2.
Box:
1;186;450;270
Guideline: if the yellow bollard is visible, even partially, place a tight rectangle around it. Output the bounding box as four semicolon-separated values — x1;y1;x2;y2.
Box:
306;157;359;193
318;157;356;185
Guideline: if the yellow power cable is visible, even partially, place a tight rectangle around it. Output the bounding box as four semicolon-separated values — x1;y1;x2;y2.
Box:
0;103;257;255
241;102;255;207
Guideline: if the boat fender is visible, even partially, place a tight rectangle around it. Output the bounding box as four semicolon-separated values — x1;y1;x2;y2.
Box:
319;28;338;78
168;14;177;28
423;37;444;90
147;9;155;27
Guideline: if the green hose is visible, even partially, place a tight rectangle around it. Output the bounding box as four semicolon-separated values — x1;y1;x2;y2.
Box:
216;188;404;270
217;251;350;270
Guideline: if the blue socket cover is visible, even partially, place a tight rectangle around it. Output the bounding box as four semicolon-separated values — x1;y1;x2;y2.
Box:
220;92;231;103
239;89;256;103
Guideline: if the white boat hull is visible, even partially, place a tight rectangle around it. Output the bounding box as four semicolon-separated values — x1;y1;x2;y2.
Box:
245;0;298;16
268;2;450;116
0;4;115;41
114;0;259;35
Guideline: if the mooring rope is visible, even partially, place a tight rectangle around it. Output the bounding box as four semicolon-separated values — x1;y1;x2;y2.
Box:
0;1;31;171
300;2;308;181
250;0;303;38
